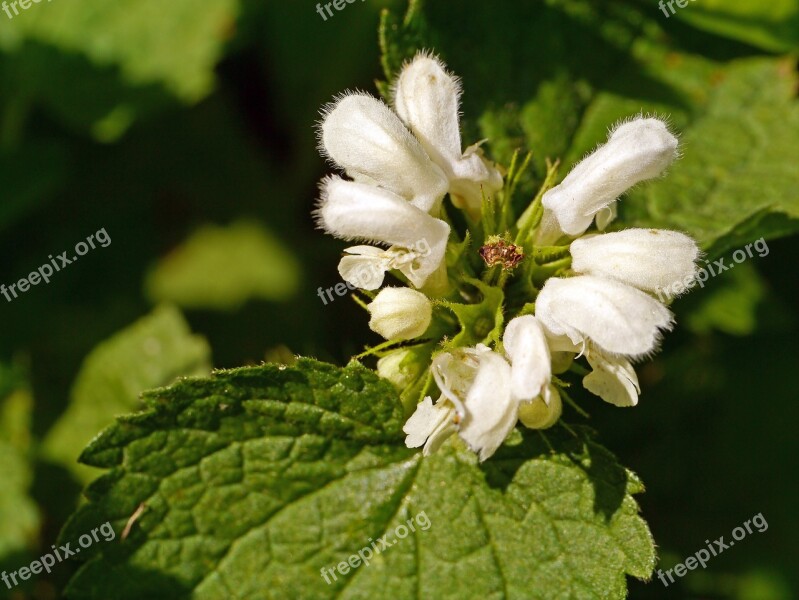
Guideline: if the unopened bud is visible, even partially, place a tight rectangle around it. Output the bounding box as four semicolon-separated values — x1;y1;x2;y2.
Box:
367;287;432;340
517;386;562;429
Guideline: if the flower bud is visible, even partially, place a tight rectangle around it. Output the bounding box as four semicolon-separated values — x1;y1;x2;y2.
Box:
377;348;424;390
367;287;432;340
518;386;562;429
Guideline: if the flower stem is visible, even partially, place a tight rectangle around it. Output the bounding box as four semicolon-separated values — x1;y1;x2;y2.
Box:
515;158;560;245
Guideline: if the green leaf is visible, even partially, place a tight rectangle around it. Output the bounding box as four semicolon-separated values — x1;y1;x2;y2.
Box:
622;57;799;256
0;370;40;564
0;0;238;100
0;0;239;139
144;221;301;311
41;305;211;482
61;359;653;599
664;0;799;53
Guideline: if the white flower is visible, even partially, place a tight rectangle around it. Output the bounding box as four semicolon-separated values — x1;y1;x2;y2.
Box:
394;53;503;218
540;117;678;239
319;92;448;214
404;344;516;461
535;275;673;358
518;386;562;429
583;349;640;407
502;315;552;403
547;333;641;407
337;245;440;291
570;228;699;294
402;396;457;456
367;287;432;340
316;176;449;289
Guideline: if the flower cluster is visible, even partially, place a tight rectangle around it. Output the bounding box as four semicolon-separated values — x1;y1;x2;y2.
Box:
316;53;700;462
315;53;501;294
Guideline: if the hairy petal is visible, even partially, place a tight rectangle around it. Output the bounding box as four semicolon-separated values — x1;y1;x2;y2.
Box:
320;93;448;213
571;228;700;294
395;54;502;215
542;117;678;236
317;177;450;287
535;275;673;358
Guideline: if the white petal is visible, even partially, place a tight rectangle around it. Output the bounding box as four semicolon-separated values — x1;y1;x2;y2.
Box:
535;275;673;357
595;201;617;231
403;396;456;455
503;315;552;403
583;349;640;407
367;287;433;340
518;385;562;429
318;177;450;287
342;245;384;256
448;145;504;218
541;334;580;374
394;55;502;214
571;228;699;295
320;93;448;213
459;348;516;461
430;350;474;418
394;54;463;172
338;248;388;290
430;346;517;461
542;117;678;236
532;209;566;246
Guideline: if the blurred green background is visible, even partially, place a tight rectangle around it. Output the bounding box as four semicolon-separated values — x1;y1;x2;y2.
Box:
1;0;797;598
